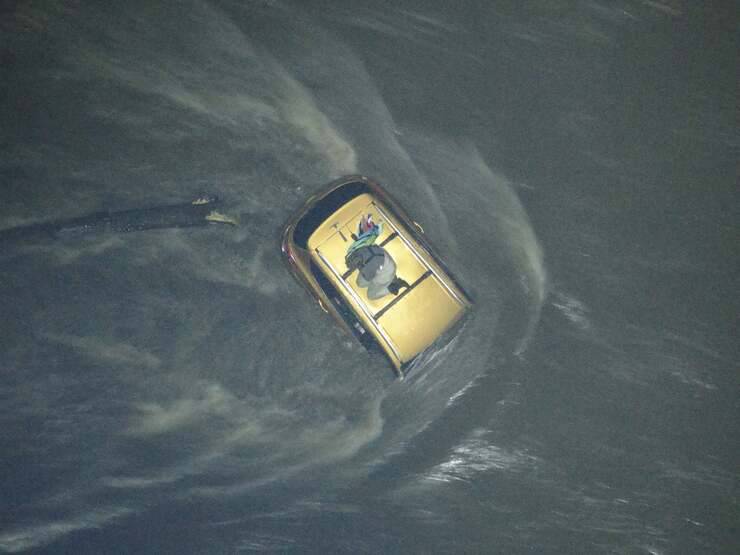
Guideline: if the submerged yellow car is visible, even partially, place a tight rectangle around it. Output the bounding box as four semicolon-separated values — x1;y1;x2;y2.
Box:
281;176;472;378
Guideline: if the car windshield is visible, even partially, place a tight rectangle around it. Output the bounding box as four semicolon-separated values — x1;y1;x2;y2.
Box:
293;181;370;248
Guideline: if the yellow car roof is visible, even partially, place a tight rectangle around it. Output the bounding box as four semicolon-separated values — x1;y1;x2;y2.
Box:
307;193;469;366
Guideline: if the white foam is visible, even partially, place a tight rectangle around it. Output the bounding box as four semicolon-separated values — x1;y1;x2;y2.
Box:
44;333;161;370
272;67;357;176
552;291;591;330
127;383;235;436
424;435;538;484
0;506;134;553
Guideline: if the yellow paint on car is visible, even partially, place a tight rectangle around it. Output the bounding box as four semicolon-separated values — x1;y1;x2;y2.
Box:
307;193;469;369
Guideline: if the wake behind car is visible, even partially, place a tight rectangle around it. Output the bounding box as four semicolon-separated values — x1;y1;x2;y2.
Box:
281;175;472;378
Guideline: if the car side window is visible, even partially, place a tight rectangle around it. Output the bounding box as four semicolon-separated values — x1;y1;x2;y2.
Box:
310;261;341;303
309;261;382;354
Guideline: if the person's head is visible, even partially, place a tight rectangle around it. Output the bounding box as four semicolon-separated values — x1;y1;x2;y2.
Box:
359;214;376;234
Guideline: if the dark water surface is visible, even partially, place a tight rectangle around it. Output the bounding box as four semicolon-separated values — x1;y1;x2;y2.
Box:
1;1;736;553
